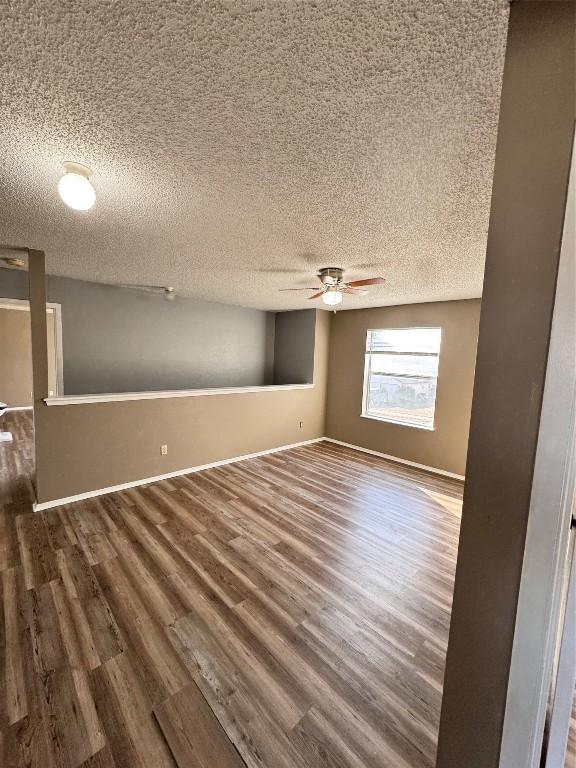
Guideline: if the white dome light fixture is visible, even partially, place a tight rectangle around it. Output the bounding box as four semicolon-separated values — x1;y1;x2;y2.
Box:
322;289;343;307
58;162;96;211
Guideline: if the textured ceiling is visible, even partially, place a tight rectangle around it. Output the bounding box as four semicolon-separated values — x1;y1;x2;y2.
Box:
0;1;509;311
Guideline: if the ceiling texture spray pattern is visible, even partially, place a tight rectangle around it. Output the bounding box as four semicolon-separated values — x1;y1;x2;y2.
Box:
0;1;509;310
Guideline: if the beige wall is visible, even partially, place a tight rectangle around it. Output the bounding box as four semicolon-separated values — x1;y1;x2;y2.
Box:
0;306;57;407
438;3;575;765
34;309;330;503
0;307;33;406
32;297;479;502
28;259;480;503
325;299;481;476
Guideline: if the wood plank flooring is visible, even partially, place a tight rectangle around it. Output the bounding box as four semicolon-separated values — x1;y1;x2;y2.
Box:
1;409;568;767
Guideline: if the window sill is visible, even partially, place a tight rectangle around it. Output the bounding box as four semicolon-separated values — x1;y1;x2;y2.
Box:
360;413;436;431
44;383;314;406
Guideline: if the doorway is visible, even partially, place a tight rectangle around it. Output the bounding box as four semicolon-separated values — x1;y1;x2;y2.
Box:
0;297;63;407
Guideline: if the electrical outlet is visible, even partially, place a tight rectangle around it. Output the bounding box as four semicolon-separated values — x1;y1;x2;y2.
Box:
299;421;304;429
160;444;168;456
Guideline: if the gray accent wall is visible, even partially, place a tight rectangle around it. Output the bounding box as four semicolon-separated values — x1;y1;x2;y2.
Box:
273;309;316;385
0;267;27;301
0;268;279;395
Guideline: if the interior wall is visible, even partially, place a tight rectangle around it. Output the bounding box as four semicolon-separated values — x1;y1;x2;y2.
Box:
0;266;27;300
273;309;316;384
33;309;330;504
0;305;57;406
0;307;32;406
437;3;575;766
325;299;481;476
1;268;276;395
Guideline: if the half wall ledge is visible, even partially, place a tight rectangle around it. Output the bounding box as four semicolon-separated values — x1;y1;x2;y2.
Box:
44;383;314;406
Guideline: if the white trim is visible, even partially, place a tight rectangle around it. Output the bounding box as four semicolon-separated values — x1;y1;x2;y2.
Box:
31;435;464;512
544;532;576;768
0;296;64;396
361;327;442;434
52;302;64;397
0;301;35;312
0;297;56;313
32;437;324;511
359;413;435;431
44;383;314;406
323;437;465;480
5;406;33;411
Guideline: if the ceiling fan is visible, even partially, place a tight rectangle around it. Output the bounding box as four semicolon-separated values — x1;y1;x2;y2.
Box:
0;256;26;269
279;267;385;308
0;249;27;269
119;283;177;301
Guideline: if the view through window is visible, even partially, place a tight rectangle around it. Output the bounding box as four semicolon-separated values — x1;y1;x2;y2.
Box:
362;327;442;429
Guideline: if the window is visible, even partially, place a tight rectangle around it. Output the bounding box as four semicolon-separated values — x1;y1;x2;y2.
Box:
362;327;441;429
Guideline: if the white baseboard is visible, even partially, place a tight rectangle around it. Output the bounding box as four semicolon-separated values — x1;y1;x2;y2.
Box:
32;437;325;511
322;437;465;481
5;406;33;411
33;435;463;511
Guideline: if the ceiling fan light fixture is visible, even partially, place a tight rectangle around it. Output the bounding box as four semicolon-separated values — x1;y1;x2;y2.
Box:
58;162;96;211
1;256;26;268
322;289;343;307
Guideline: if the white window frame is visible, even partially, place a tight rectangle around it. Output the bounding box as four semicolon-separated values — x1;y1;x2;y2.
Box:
361;326;441;431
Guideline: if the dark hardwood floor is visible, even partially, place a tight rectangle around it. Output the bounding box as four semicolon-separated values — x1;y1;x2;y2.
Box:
0;408;531;767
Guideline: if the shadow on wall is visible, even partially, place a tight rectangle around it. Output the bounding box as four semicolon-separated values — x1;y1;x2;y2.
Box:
273;309;316;385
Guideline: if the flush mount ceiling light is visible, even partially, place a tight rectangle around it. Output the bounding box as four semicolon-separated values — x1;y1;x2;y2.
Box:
58;162;96;211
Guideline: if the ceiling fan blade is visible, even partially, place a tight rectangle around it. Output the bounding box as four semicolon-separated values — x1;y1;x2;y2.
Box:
346;277;386;287
120;283;162;292
119;284;176;299
343;287;368;296
308;291;326;300
279;287;321;291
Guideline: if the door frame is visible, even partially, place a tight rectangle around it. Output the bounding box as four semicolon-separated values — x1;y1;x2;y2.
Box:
544;525;576;767
499;130;576;768
0;297;64;397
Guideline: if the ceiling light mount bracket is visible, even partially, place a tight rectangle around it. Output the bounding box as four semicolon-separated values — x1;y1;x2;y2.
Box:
318;267;344;286
62;161;93;179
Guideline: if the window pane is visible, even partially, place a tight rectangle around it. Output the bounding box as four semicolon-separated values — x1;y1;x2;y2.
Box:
370;353;439;378
366;374;438;427
366;327;441;355
363;328;441;429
